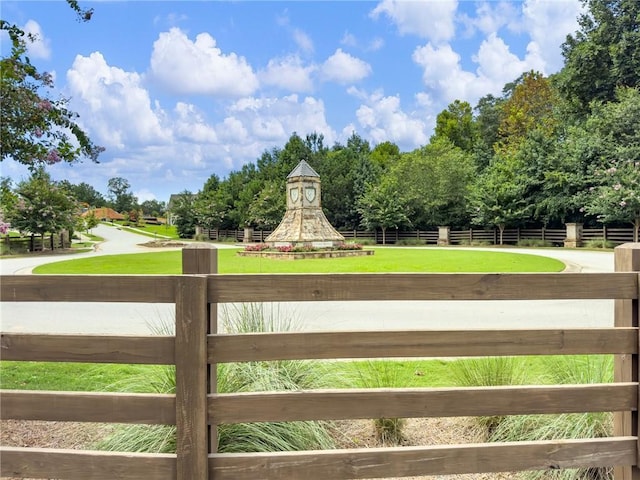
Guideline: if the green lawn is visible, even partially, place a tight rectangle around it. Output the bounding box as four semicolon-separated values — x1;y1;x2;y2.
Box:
33;247;565;274
0;355;601;392
100;221;179;239
0;362;157;392
7;247;567;394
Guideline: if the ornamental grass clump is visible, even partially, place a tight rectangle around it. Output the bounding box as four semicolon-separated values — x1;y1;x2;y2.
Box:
96;303;335;454
344;360;418;445
450;356;527;438
490;356;614;480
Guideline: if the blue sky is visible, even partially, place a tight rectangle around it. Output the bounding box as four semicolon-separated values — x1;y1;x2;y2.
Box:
1;0;584;203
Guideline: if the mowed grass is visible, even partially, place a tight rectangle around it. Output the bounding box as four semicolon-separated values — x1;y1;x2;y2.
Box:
33;247;565;274
6;247;564;393
0;355;594;392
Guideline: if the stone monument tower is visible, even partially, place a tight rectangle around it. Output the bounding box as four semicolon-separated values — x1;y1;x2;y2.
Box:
266;160;344;247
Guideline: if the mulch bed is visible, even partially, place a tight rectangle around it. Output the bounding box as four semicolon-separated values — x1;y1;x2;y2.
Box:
1;418;519;480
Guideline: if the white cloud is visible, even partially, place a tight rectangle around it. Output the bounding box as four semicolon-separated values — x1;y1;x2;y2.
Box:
293;28;314;54
474;33;545;83
217;116;249;143
367;37;385;52
413;33;546;107
66;52;171;149
412;43;481;102
321;49;372;84
134;188;158;202
259;55;316;92
460;1;521;37
23;20;51;60
174;102;218;143
341;32;384;52
522;0;583;72
341;31;357;48
227;95;335;145
351;90;428;149
371;0;458;43
149;28;259;97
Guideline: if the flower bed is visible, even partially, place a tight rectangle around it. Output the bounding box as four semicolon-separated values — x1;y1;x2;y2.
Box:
238;242;374;260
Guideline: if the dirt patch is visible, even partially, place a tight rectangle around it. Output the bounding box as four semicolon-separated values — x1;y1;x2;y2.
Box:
1;418;518;480
332;417;518;480
1;420;114;450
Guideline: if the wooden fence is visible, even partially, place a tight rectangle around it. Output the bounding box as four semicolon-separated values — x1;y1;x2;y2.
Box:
1;243;639;479
204;226;638;246
1;232;70;255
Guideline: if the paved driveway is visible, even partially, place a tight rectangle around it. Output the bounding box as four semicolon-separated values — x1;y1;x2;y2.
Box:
0;228;617;334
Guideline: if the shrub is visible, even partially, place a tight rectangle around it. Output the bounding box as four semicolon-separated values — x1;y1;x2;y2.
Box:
395;238;426;246
584;237;615;249
217;235;238;243
345;237;373;245
516;238;553;247
457;239;491;246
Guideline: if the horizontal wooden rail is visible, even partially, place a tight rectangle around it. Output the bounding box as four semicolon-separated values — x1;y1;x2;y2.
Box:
2;272;638;303
209;328;638;362
209;437;637;480
0;275;177;302
1;390;175;424
0;333;175;364
207;272;639;302
0;447;176;480
209;383;637;423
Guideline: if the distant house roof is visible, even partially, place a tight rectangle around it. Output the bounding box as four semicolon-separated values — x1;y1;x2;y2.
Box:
83;207;125;220
287;160;319;179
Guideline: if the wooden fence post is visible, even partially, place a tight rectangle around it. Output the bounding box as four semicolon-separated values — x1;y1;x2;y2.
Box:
614;243;640;480
177;244;217;479
182;244;219;455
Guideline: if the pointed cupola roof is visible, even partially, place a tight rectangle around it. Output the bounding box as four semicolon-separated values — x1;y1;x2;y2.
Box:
287;160;319;179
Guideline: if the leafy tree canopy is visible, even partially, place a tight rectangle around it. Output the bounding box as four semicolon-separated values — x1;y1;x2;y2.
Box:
433;100;477;152
556;0;640;116
107;177;137;213
0;1;103;170
8;168;78;236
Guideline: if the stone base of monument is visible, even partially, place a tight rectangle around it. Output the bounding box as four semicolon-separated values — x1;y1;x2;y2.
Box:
237;249;374;260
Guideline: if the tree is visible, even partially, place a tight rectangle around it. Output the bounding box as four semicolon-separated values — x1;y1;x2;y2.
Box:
433;100;477;152
357;179;411;245
0;177;17;233
473;94;504;171
496;71;557;156
8;168;78;238
518;129;585;226
171;191;197;238
194;188;227;231
140;200;166;217
246;181;286;230
59;180;105;207
370;141;401;172
81;209;99;233
318;133;373;229
389;138;474;228
556;0;640;116
0;2;103;169
470;155;533;244
107;177;137;213
581;88;640;240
